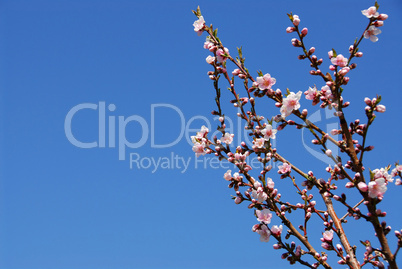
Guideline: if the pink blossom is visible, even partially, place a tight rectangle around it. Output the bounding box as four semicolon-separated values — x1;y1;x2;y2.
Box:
221;132;234;144
271;225;283;236
192;142;206;157
364;26;381;42
373;168;393;183
321;85;332;99
232;172;242;181
204;39;214;50
216;47;229;63
266;177;275;189
197;125;208;136
256;208;272;224
253;138;265;149
191;125;209;143
391;165;402;177
223;170;232;181
368;178;387;199
304;86;318;101
330;54;348;67
328;50;333;59
252;187;268;203
234;152;247;162
361;6;379;18
256;73;276;90
323;230;334;241
278;162;291;174
256;225;271;242
280;91;302;118
325;149;332;156
261;124;277;140
206;55;215;64
193;16;205;35
395;178;402;186
254;181;262;189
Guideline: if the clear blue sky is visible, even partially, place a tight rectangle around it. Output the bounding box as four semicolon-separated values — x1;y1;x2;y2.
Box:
1;0;401;268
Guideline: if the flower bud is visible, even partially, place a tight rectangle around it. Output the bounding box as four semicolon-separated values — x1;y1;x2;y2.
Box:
206;55;215;64
373;21;384;27
375;104;386;113
286;27;295;33
312;139;319;145
378;14;388;20
321;242;331;250
338;259;346;265
301;27;308;36
345;182;355;189
292;15;300;26
273;244;281;249
358;182;368;192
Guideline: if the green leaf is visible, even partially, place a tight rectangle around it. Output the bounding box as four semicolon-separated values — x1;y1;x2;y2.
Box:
287;13;293;21
237;46;243;58
332;48;337;57
257;70;263;77
376;95;382;104
375;1;380;10
192;6;202;17
286;88;291;96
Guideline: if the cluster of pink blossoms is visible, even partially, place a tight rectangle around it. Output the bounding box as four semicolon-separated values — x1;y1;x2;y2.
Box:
320;230;334;250
361;6;388;42
192;5;401;269
357;167;398;199
203;37;230;64
191;125;210;157
252;208;283;242
304;85;334;107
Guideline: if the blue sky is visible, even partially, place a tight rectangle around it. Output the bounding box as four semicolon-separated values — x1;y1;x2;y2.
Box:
1;0;401;268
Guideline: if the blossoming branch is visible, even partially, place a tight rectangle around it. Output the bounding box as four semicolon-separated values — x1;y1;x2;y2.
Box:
191;3;400;269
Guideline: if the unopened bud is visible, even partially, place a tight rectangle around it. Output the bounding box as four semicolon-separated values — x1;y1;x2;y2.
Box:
286;27;295;33
378;14;388;20
345;182;355;189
